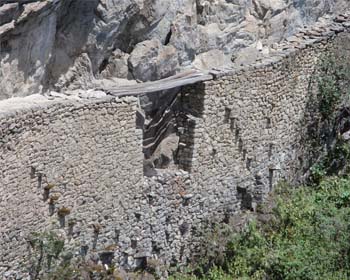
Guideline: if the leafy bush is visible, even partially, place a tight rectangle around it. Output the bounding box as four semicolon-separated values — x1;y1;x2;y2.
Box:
172;177;350;280
28;232;65;279
317;53;350;120
310;140;350;185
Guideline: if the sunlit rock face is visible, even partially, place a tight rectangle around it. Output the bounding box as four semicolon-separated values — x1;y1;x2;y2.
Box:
0;0;349;99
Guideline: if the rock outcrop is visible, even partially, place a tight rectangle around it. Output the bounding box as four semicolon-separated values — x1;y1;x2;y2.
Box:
0;0;349;100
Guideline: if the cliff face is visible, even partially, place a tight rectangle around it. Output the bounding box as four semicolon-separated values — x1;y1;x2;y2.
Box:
0;0;349;99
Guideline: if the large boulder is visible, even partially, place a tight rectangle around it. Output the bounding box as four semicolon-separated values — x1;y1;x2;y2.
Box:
193;49;233;71
99;49;130;79
0;0;349;99
128;39;179;82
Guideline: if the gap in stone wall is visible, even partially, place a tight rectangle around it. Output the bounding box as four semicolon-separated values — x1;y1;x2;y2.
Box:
139;82;206;175
176;83;206;172
140;88;184;176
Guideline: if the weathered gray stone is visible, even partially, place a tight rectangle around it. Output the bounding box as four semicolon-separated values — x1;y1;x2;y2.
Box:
1;0;349;99
128;39;179;82
1;9;350;279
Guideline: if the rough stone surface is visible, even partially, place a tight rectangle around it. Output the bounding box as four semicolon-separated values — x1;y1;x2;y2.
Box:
1;10;350;279
1;0;350;99
192;49;233;71
100;49;130;80
128;39;179;82
0;95;143;277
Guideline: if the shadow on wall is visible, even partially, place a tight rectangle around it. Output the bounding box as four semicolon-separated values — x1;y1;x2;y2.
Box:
175;82;205;173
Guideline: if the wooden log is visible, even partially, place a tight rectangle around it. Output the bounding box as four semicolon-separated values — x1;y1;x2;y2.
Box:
97;70;213;97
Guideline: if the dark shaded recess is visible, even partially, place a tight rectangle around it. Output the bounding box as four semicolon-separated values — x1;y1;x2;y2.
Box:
235;127;240;143
0;40;11;53
152;241;161;254
98;57;109;73
246;158;252;170
224;107;231;124
92;230;99;250
80;245;89;257
99;252;114;266
37;173;43;189
112;6;143;54
175;83;205;172
165;231;170;243
252;0;269;20
337;107;350;134
325;107;350;174
269;169;274;191
49;204;55;216
195;0;205;25
135;257;147;270
266;117;272;128
131;239;137;249
142;90;179;160
237;186;253;210
115;10;163;54
179;222;189;235
222;212;230;224
242;149;247;160
30;166;36;179
114;229;120;243
164;28;172;45
134;212;141;221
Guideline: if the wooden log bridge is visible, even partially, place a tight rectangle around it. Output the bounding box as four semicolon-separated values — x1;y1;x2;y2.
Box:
98;69;214;97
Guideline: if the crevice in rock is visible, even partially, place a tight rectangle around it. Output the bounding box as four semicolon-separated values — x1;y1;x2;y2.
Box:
98;58;109;74
252;0;269;20
164;28;172;46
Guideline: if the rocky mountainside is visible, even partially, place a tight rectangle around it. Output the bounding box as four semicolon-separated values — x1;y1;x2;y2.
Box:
0;0;349;100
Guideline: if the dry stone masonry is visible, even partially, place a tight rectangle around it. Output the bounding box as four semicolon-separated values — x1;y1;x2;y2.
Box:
0;95;143;277
1;11;350;279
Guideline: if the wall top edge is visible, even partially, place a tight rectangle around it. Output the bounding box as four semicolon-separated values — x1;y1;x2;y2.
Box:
0;93;137;119
1;12;350;115
209;11;350;79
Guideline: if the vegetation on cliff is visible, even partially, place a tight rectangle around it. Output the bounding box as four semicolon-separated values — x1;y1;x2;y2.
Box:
172;174;350;280
170;50;350;280
28;147;350;280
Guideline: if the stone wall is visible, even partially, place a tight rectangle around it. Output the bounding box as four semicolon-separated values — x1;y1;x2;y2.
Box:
176;31;350;220
1;13;350;279
0;95;143;277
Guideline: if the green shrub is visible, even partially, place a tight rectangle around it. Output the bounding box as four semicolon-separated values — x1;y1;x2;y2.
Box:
27;232;65;279
317;53;350;120
172;177;350;280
